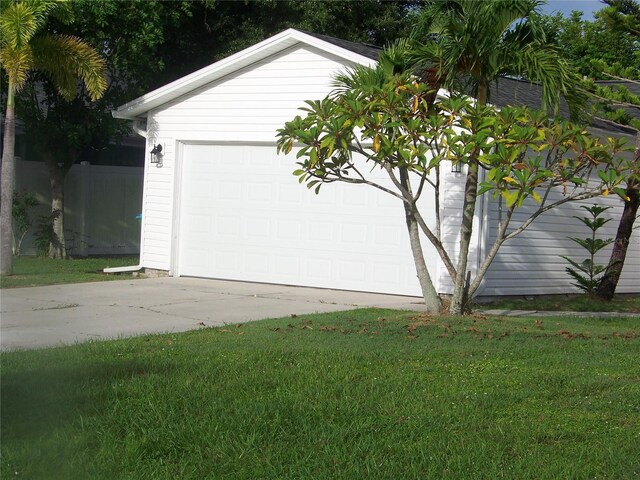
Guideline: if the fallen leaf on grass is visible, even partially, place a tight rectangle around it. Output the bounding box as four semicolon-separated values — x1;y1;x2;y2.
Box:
217;328;245;335
320;326;338;332
557;330;590;340
612;331;638;339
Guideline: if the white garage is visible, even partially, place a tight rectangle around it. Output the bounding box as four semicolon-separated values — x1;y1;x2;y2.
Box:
112;29;442;296
113;28;639;297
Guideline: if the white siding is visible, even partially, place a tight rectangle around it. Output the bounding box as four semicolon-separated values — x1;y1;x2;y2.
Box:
482;189;640;296
433;166;640;297
140;44;361;272
436;165;486;294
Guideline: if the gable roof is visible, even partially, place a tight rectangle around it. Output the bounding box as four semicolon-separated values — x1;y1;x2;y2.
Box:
112;29;377;120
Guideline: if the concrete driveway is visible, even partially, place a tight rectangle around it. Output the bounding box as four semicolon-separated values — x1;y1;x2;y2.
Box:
1;277;425;350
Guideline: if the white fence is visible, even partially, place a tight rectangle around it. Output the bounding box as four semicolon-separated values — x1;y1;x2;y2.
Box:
14;158;143;257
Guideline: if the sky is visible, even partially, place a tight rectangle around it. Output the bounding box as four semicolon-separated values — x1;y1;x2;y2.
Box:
540;0;603;20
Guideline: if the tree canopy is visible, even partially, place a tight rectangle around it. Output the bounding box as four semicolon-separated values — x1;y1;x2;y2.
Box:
278;61;630;313
0;0;106;272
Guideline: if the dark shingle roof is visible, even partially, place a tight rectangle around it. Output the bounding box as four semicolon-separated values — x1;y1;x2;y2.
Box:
488;77;638;136
301;30;382;60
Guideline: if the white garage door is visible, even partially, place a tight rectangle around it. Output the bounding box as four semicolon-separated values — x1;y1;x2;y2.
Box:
177;143;434;296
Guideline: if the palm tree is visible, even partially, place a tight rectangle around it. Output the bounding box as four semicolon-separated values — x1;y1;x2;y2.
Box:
0;0;106;274
410;0;580;314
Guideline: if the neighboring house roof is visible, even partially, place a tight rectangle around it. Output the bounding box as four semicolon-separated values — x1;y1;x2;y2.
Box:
488;76;638;136
112;29;377;120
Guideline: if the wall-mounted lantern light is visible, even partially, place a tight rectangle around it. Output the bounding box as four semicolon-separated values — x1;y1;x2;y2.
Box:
451;161;462;173
150;144;163;165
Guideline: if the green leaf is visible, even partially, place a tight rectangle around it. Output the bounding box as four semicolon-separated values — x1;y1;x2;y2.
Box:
502;190;519;207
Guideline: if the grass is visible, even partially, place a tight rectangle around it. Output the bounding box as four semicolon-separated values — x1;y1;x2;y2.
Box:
2;309;639;479
0;256;139;289
476;294;640;313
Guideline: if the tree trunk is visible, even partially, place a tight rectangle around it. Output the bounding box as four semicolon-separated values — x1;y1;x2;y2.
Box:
595;132;640;300
0;84;16;275
448;84;487;315
47;163;67;259
449;160;479;315
404;202;441;313
397;166;441;313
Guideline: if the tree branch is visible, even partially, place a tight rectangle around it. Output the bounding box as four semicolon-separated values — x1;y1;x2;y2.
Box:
414;209;457;281
601;72;640;85
592;114;639;132
503;188;604;241
588;92;640;109
308;169;406;202
468;203;516;297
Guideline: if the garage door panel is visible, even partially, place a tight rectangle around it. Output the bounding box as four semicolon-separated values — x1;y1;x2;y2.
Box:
246;217;271;238
308;222;334;242
247;182;273;202
177;143;434;296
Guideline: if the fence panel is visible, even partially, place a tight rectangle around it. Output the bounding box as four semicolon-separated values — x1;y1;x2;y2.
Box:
14;159;143;257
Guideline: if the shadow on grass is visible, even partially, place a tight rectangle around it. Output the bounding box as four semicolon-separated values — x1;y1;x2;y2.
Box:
1;357;177;442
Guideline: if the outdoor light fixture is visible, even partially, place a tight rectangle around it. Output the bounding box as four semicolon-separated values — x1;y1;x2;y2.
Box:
150;144;163;165
451;161;462;173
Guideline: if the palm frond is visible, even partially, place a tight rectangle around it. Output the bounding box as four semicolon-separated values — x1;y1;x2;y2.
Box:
332;38;416;96
506;42;582;114
484;0;542;37
378;38;414;77
409;0;578;111
0;2;38;49
0;44;33;90
30;34;106;101
332;64;387;96
0;0;64;48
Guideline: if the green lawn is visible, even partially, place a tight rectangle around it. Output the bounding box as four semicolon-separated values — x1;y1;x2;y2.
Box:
0;256;139;288
476;294;640;313
2;309;639;479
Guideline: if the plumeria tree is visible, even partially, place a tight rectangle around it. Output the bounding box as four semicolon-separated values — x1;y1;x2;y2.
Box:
277;68;630;314
406;0;591;313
